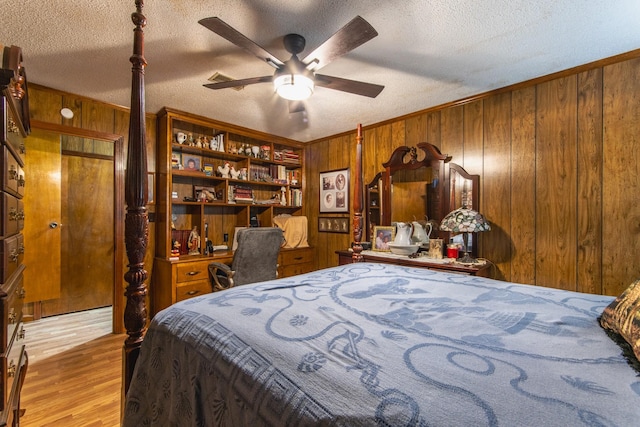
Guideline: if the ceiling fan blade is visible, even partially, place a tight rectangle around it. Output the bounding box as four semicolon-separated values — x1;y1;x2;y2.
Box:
301;16;378;71
288;100;306;114
199;17;284;68
315;74;384;98
203;76;273;90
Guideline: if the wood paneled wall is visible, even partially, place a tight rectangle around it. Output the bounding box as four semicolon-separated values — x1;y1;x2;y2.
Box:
305;50;640;297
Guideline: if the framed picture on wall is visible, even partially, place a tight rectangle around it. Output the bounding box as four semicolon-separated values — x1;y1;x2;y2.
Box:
319;168;349;213
318;217;349;234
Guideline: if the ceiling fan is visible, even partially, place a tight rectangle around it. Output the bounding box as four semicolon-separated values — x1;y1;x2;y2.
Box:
198;16;384;111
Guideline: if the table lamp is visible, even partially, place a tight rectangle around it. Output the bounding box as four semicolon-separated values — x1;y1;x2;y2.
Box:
439;207;491;264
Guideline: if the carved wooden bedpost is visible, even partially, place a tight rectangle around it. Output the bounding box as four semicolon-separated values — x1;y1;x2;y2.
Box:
123;0;149;398
352;124;364;262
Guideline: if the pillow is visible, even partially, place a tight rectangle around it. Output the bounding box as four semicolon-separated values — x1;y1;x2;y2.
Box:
599;279;640;370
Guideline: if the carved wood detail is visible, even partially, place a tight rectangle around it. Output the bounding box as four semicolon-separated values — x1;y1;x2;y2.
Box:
123;0;149;397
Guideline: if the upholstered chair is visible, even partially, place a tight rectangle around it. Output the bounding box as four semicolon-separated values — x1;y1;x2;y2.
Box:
208;227;284;291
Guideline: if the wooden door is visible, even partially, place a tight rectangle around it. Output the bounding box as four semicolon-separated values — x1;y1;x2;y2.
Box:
23;129;62;302
42;153;114;315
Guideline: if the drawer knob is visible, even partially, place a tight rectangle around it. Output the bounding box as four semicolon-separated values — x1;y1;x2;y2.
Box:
18;174;25;187
187;290;200;296
19;143;26;154
9;165;17;180
10;249;18;263
9;208;17;221
294;256;303;260
18;288;26;299
8;310;16;324
7;361;16;377
186;271;200;276
19;327;25;340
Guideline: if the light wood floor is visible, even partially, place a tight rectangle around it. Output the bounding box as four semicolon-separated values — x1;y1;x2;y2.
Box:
20;307;124;426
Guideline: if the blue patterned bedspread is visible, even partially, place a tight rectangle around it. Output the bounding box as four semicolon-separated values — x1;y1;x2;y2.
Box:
123;263;639;426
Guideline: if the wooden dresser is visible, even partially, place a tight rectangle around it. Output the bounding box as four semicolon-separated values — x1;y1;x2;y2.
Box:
152;246;314;316
0;45;29;427
336;250;492;277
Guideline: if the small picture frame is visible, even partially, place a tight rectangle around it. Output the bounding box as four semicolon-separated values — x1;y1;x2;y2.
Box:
203;162;214;176
182;154;201;171
194;185;217;202
373;226;395;251
428;238;444;259
318;217;349;234
320;168;349;213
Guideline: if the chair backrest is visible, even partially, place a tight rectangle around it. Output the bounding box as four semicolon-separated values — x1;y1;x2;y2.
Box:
231;227;284;286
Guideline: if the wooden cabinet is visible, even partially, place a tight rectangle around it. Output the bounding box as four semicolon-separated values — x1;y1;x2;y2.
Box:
336;250;491;277
153;255;232;314
0;45;29;427
152;108;311;316
153;247;314;316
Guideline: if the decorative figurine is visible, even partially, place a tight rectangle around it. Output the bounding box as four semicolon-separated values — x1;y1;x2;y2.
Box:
171;239;181;257
217;161;231;178
188;226;201;255
230;166;241;179
280;186;287;206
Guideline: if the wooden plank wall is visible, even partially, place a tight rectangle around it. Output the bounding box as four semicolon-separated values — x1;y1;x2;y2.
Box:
305;51;640;297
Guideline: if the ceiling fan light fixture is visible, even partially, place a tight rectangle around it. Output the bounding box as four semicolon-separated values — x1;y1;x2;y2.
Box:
274;73;314;101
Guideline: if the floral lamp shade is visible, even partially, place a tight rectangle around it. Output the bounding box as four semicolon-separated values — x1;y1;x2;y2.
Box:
440;208;491;233
440;207;490;263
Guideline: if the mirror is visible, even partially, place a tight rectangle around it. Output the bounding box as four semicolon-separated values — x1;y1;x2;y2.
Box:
448;163;479;211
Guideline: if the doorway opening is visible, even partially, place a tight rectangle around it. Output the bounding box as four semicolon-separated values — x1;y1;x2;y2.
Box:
23;123;124;333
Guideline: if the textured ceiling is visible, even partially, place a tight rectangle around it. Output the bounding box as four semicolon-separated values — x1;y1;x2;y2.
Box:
1;1;639;142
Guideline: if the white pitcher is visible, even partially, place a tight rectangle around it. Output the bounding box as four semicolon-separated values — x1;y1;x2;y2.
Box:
394;222;414;245
411;221;432;244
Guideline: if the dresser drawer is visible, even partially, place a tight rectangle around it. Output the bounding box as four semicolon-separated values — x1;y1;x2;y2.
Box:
1;147;22;198
279;247;313;266
0;192;20;238
280;263;313;277
0;234;22;284
175;280;211;302
175;260;209;284
279;247;314;278
4;104;26;165
0;265;24;354
1;342;25;413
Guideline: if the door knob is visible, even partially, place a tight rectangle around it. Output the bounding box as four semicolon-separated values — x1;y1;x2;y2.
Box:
49;222;59;229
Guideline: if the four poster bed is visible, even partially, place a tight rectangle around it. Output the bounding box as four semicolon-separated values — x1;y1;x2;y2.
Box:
122;2;640;425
